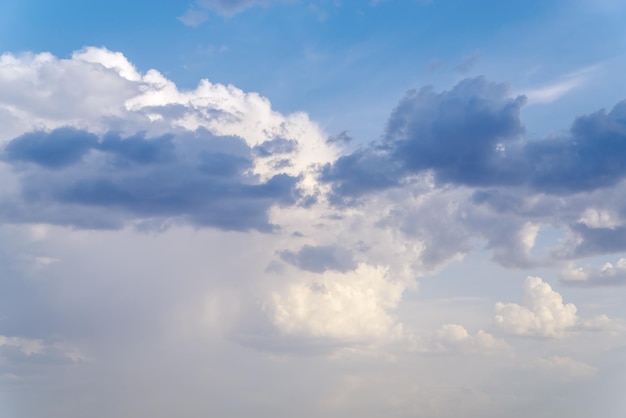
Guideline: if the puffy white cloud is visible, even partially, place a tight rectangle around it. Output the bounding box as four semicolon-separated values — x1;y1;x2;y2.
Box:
426;324;509;355
0;48;341;232
0;50;138;140
578;208;621;229
496;276;623;339
266;264;404;342
495;276;578;338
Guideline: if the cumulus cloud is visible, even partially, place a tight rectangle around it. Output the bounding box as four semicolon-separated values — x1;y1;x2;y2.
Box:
495;277;578;338
497;276;622;338
322;77;626;200
2;127;298;231
265;264;404;342
0;47;337;232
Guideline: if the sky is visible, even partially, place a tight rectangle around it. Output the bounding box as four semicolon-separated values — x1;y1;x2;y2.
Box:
1;0;626;417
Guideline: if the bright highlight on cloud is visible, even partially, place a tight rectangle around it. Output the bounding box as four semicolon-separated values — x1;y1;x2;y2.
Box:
267;264;404;341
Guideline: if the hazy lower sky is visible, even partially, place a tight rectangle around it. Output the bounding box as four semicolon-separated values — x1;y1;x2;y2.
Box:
1;1;626;417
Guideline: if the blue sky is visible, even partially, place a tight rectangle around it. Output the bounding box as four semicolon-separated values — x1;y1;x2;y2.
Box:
1;1;626;417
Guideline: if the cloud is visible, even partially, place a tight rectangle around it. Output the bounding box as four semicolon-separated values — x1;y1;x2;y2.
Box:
425;324;509;355
279;244;356;273
495;276;578;338
321;77;526;200
2;127;298;231
454;51;481;74
179;0;289;24
178;6;210;27
561;258;626;286
497;276;620;337
265;264;404;342
322;77;626;200
537;356;597;379
0;47;338;232
0;335;44;356
4;128;99;169
326;130;353;145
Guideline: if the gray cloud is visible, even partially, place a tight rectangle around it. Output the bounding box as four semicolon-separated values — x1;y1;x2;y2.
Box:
278;244;356;273
322;77;626;201
556;224;626;259
4;128;99;169
326;130;353;145
2;127;299;232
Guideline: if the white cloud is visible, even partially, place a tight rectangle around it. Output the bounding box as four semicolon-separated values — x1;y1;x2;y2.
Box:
0;50;138;140
1;47;338;183
266;263;404;342
426;324;510;355
561;258;626;286
522;66;597;104
578;314;625;335
0;335;44;355
495;276;578;338
578;208;621;229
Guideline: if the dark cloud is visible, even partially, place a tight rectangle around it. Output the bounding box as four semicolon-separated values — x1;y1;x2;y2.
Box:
526;101;626;193
326;131;353;145
2;128;299;232
4;127;98;169
98;132;176;165
555;223;626;259
279;244;356;273
386;77;526;185
321;77;626;200
253;137;297;157
320;147;403;203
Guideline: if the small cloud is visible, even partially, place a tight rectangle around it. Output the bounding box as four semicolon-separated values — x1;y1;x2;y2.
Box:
424;324;510;355
578;208;621;229
179;0;290;23
561;258;626;286
326;130;353;145
454;51;481;74
0;335;45;356
537;356;597;379
279;244;356;273
521;65;597;104
426;58;446;74
178;6;209;27
495;276;578;338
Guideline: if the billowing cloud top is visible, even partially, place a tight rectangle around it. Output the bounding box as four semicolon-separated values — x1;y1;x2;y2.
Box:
0;47;338;231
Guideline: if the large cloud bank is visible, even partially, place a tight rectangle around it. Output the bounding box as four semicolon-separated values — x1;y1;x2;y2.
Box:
1;47;626;418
